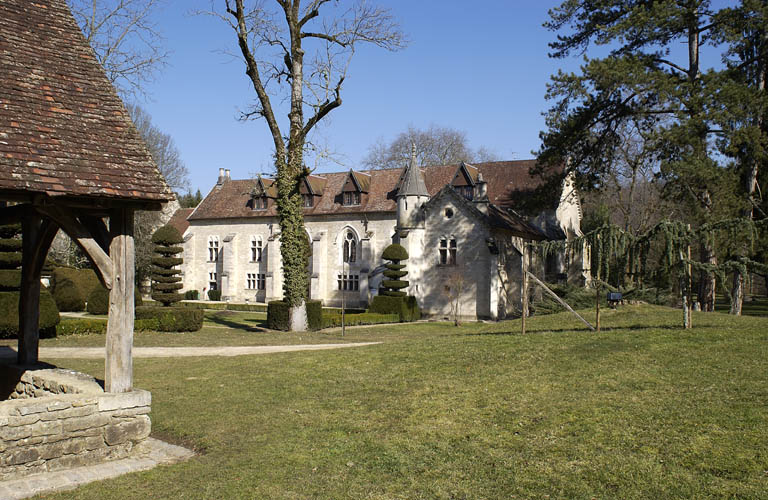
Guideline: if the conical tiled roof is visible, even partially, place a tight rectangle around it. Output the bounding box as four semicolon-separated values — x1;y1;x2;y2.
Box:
397;145;429;197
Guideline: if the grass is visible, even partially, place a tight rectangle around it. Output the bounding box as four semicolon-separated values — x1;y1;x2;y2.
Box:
23;304;768;499
715;295;768;317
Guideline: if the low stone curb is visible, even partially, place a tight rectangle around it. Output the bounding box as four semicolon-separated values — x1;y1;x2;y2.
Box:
0;438;194;499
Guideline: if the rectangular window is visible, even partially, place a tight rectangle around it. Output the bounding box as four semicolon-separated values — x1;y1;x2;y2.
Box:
209;272;217;290
343;191;360;206
336;274;359;291
251;239;263;262
208;239;219;262
439;239;457;265
302;194;314;208
257;273;266;290
252;196;268;210
246;273;257;290
454;185;473;200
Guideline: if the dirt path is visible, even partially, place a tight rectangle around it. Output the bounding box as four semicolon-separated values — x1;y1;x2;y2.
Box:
0;342;381;360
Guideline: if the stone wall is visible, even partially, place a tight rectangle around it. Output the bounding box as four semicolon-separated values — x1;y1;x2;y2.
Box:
0;365;151;480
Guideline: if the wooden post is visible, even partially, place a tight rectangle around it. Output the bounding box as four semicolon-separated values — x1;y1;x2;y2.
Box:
521;245;528;335
595;282;601;333
526;271;595;331
106;208;135;393
18;215;57;365
687;226;693;329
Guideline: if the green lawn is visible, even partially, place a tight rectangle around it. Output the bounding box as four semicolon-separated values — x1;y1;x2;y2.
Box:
28;305;768;499
715;295;768;317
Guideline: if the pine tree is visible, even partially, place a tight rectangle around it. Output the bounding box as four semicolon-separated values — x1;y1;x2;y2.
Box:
540;0;744;311
150;225;184;306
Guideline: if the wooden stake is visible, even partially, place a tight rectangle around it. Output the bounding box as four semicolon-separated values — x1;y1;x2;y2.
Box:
526;271;595;331
687;225;693;329
106;208;134;393
595;282;601;333
521;246;528;335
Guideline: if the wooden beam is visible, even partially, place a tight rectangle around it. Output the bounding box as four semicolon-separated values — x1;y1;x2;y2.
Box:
526;271;596;331
79;216;110;252
0;204;34;226
35;207;114;290
18;216;58;365
105;208;135;393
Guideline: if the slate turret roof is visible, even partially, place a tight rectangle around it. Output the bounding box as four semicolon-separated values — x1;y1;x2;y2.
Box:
0;0;172;204
396;146;429;197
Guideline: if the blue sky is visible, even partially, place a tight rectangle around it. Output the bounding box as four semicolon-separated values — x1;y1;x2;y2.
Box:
134;0;580;193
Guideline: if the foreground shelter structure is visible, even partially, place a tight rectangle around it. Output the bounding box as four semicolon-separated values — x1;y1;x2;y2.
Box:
0;0;172;478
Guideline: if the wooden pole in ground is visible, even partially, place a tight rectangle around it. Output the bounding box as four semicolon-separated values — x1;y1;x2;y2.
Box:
526;271;595;331
521;245;528;335
106;208;134;393
595;282;601;332
687;225;693;329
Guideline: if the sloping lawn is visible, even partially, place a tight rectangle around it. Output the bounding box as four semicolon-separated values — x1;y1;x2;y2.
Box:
37;305;768;499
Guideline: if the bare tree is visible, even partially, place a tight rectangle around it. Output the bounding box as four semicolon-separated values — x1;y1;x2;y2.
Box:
68;0;169;98
125;103;189;192
210;0;405;330
364;124;499;169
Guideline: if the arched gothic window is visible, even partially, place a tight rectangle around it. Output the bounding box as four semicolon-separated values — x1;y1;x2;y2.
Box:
343;230;357;263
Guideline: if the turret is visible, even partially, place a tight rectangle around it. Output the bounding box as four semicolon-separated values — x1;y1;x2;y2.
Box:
396;144;430;231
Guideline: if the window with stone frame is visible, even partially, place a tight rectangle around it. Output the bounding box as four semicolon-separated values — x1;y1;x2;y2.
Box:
209;272;217;290
208;236;220;262
439;237;457;265
257;273;266;290
250;236;263;262
246;273;257;290
302;193;314;208
343;191;361;206
337;273;359;291
343;230;357;263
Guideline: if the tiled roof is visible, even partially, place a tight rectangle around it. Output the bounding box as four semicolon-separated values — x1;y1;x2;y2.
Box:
0;0;172;203
167;208;193;236
189;160;563;221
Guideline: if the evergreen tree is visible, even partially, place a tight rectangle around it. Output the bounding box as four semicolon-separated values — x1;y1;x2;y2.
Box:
150;225;184;306
540;0;742;311
380;244;409;297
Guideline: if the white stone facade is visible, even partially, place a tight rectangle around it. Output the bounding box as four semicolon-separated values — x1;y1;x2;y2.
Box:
176;161;589;320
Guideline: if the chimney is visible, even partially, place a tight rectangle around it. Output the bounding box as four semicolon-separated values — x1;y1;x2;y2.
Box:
217;168;226;185
225;169;231;179
474;173;489;213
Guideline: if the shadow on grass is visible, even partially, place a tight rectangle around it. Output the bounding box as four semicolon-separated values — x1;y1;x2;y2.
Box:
204;314;268;333
464;323;691;337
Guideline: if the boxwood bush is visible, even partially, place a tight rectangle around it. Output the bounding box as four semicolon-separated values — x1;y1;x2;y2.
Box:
208;289;222;301
56;318;159;336
86;286;109;315
135;306;203;332
0;289;60;339
184;290;199;300
369;294;420;322
267;300;322;331
320;312;399;329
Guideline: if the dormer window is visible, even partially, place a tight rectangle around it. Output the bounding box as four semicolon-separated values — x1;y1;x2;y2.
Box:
343;191;360;206
302;194;314;208
252;196;268;210
457;185;473;200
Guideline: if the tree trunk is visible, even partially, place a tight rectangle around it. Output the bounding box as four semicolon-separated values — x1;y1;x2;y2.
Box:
698;240;717;312
730;270;744;315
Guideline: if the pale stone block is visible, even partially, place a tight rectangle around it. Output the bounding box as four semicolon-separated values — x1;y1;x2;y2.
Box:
47;400;72;411
40;404;96;421
7;413;42;427
104;415;151;445
61;413;109;433
97;390;151;412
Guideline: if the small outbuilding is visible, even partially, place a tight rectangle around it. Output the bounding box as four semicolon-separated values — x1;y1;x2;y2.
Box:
0;0;173;479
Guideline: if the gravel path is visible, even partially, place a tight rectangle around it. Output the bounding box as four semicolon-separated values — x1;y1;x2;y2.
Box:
0;342;381;360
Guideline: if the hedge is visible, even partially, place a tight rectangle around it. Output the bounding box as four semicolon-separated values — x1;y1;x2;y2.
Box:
135;306;203;332
208;289;222;301
369;294;420;322
0;290;61;338
56;318;159;336
179;301;267;312
267;300;322;331
184;290;199;300
320;312;399;329
0;269;21;291
86;286;109;315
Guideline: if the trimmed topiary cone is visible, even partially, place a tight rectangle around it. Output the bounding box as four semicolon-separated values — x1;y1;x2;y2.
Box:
151;225;185;306
379;244;409;297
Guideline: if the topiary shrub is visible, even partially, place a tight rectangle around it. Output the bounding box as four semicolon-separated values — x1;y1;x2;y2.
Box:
208;289;222;301
184;289;199;300
268;300;322;331
380;244;409;297
369;294;420;322
150;225;184;306
0;224;60;338
135;306;203;332
86;286;109;315
52;278;85;312
51;268;100;300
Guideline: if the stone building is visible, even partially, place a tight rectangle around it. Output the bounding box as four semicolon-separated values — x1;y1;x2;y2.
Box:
175;153;588;320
